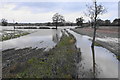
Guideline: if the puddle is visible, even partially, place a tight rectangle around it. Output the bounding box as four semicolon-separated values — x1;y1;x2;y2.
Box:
67;29;118;78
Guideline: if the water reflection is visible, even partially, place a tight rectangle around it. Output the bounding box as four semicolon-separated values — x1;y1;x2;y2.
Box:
52;29;61;43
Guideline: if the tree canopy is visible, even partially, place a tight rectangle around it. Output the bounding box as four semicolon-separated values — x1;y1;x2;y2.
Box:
1;18;8;26
52;13;65;29
76;17;84;27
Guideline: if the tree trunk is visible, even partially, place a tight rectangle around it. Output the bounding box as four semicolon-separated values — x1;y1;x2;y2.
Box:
91;1;97;78
14;26;15;33
55;22;57;29
91;26;97;78
56;25;57;29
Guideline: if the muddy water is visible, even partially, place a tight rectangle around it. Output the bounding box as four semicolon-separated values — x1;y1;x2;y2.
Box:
67;29;118;78
1;29;62;51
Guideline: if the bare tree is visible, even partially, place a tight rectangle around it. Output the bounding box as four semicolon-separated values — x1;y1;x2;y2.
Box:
85;0;106;78
76;17;84;27
52;13;65;29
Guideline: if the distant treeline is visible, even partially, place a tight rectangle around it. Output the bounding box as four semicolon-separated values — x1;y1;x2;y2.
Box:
1;18;120;27
96;18;120;26
6;22;77;26
5;21;120;27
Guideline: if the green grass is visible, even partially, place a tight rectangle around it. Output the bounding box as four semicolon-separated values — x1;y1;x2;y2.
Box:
94;42;102;47
116;55;120;61
58;35;75;47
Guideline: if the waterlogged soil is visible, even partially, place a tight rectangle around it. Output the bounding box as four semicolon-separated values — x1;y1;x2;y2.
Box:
2;31;81;78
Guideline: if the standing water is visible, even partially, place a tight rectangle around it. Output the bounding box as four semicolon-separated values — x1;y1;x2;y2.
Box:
67;29;118;78
1;29;62;51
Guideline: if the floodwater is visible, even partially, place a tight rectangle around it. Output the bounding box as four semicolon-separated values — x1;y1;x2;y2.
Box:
0;26;119;78
0;26;76;51
1;29;62;51
67;29;118;78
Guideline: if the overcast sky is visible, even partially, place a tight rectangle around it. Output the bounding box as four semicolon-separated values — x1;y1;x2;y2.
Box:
0;0;119;23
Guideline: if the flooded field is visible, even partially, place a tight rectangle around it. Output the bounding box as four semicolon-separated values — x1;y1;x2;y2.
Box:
1;26;119;78
1;29;62;51
0;26;76;50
